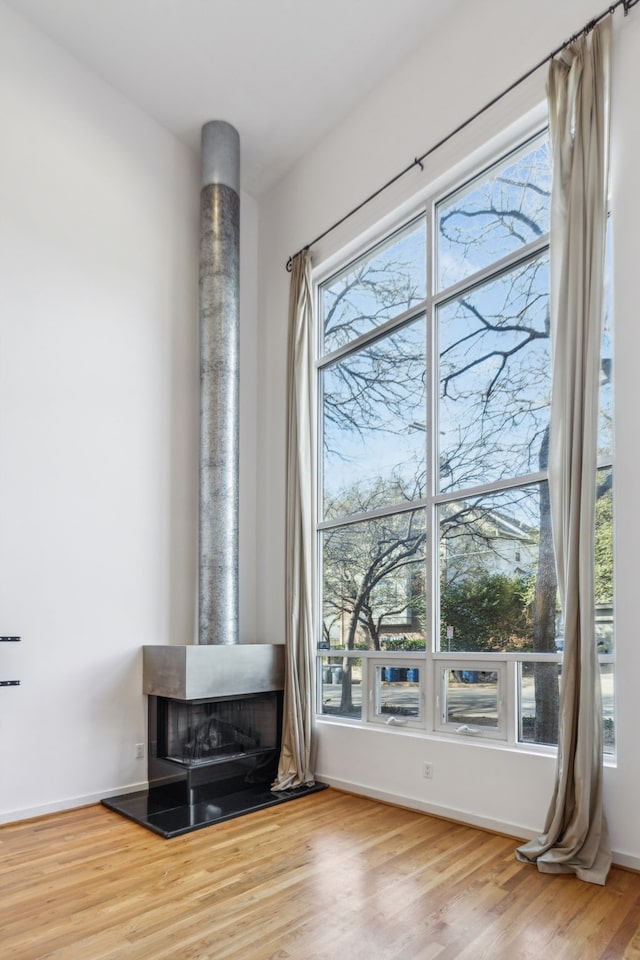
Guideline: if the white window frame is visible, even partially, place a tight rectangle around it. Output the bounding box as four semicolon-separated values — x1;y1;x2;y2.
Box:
314;125;614;757
368;657;426;729
434;659;507;741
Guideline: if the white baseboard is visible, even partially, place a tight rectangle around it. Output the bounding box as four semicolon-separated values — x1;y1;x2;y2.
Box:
0;781;148;826
610;850;640;872
318;774;640;873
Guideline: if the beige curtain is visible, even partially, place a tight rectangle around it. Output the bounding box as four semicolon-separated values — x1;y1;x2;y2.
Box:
272;250;316;791
517;20;611;884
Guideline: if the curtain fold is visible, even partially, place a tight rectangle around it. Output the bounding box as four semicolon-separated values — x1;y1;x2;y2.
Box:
516;19;611;884
272;250;316;791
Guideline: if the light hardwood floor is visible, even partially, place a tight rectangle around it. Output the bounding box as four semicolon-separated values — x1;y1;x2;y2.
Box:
1;788;639;959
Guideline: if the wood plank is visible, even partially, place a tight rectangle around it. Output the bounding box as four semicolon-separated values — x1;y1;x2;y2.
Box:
0;790;639;959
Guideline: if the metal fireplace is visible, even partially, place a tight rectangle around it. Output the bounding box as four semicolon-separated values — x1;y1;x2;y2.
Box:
103;649;325;838
102;643;324;838
101;121;325;838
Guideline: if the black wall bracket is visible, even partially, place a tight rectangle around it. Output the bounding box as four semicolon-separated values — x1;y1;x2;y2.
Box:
1;635;21;686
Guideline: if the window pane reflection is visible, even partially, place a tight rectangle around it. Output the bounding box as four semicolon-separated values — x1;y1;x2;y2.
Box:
437;136;551;291
322;220;426;354
321;510;426;651
319;657;362;720
442;668;499;729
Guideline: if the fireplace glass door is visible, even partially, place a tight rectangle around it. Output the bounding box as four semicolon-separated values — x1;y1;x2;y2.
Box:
161;693;279;767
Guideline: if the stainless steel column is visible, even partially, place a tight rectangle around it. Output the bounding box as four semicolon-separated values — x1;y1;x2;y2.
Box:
199;121;240;645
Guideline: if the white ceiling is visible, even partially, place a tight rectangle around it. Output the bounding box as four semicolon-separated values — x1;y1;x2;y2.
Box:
7;0;462;197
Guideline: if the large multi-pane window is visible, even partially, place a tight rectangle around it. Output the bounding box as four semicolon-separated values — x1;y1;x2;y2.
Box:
316;129;614;751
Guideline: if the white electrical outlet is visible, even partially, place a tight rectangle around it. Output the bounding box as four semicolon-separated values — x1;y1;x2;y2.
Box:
423;761;433;779
135;742;145;760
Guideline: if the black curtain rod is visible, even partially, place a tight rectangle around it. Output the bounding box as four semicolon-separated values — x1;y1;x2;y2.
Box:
286;0;638;272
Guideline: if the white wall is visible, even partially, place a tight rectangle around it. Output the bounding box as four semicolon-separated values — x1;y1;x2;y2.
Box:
257;0;640;868
0;1;259;821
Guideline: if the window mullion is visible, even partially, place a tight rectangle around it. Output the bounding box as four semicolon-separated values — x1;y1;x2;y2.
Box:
318;497;427;532
434;470;549;506
432;235;549;308
506;660;517;746
426;199;438;659
317;302;427;370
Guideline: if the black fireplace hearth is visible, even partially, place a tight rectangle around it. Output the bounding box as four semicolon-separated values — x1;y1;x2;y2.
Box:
102;777;327;838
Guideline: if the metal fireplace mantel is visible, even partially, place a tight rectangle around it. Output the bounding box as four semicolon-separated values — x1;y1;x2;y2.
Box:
142;643;285;701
